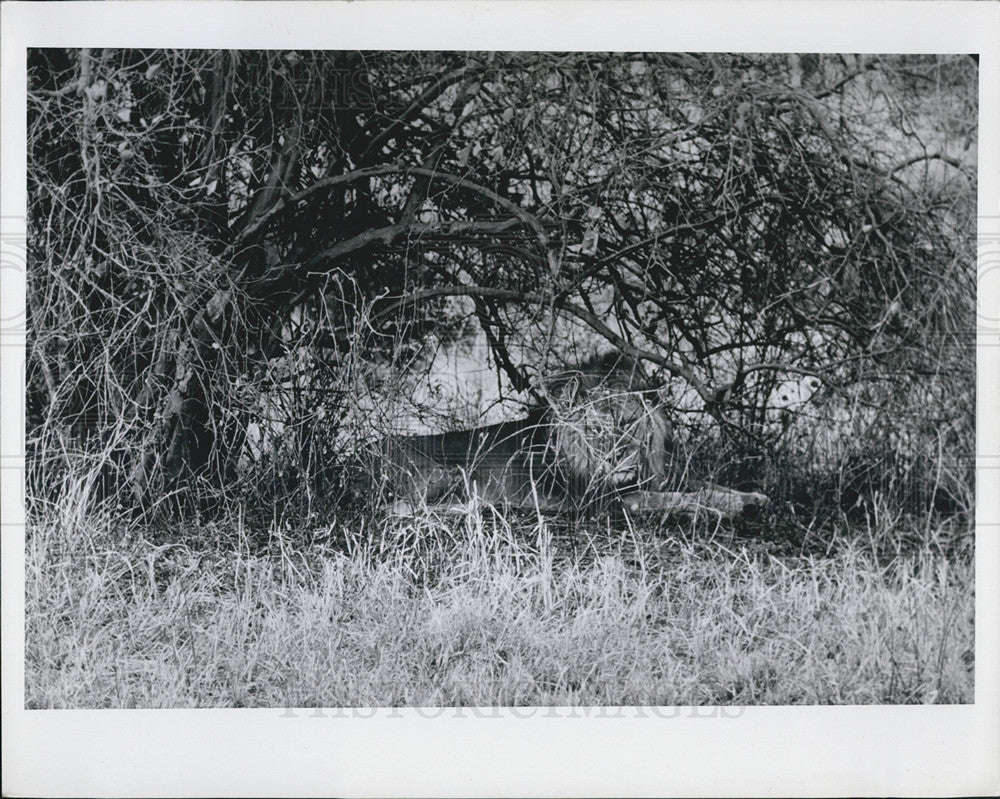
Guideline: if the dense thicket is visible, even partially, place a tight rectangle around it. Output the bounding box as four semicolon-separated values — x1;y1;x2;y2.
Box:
26;51;976;526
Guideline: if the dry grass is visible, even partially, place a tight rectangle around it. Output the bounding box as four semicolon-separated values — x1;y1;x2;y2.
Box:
25;506;973;708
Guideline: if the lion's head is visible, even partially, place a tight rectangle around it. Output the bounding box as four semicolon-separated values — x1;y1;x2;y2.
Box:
542;353;670;498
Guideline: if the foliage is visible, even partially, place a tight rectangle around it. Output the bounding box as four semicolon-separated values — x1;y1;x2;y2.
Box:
23;51;978;712
26;50;976;523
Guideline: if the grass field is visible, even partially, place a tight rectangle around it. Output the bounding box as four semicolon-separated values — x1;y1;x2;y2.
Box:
25;504;973;708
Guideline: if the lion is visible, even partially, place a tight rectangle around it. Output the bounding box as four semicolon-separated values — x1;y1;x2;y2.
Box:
379;352;768;519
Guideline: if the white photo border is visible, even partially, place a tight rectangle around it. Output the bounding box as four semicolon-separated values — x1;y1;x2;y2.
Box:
2;2;998;796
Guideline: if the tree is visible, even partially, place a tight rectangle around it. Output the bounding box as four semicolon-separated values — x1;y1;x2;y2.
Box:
26;50;976;517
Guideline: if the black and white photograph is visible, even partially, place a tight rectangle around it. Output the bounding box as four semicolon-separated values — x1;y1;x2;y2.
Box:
2;2;999;796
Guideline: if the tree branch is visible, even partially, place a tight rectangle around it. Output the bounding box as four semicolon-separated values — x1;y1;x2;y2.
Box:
232;165;555;268
371;284;715;402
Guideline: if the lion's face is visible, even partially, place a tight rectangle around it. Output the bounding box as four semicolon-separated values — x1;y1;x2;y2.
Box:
550;382;667;490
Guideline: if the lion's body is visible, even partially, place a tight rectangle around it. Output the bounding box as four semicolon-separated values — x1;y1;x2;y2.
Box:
383;409;565;511
380;354;673;513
